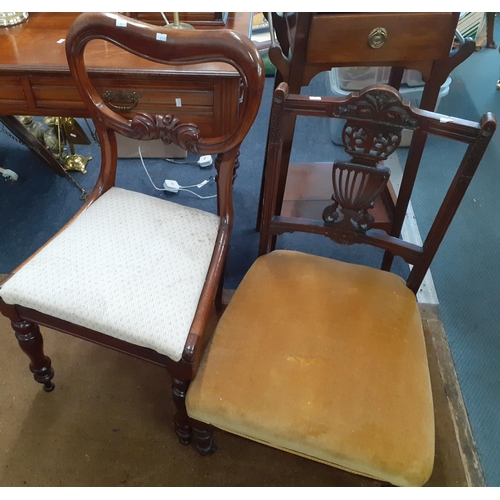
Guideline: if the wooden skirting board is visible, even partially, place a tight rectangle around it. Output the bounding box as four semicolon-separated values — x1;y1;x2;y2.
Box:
419;303;485;486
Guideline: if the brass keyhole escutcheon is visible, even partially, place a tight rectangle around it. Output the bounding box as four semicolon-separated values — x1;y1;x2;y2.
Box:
368;27;387;49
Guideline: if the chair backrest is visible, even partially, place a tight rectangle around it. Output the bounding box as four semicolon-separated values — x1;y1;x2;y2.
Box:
65;12;265;220
260;82;496;293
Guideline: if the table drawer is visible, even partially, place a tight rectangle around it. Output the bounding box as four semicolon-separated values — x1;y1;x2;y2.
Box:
0;75;31;113
30;76;214;110
23;73;236;137
308;13;457;65
29;76;87;112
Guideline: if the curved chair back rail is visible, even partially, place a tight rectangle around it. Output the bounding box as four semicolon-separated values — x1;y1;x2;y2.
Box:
66;12;265;154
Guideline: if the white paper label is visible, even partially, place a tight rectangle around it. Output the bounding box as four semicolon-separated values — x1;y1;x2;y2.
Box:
309;96;321;101
116;19;127;27
175;98;182;107
156;33;167;42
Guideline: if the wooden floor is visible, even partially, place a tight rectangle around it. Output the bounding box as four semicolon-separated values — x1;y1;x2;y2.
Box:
419;304;484;486
0;278;484;486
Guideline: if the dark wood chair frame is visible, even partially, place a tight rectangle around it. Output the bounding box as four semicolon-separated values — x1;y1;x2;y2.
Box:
0;12;264;448
186;83;496;462
259;82;496;293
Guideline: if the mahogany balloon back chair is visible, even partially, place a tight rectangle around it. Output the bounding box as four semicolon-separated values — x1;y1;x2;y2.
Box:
0;12;264;446
186;82;496;486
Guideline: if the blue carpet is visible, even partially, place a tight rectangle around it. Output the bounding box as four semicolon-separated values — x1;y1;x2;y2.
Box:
408;22;500;486
1;20;499;486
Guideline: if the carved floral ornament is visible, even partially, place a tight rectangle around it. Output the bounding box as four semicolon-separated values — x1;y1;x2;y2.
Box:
342;124;401;160
130;113;201;153
333;88;419;129
332;88;420;162
319;88;413;232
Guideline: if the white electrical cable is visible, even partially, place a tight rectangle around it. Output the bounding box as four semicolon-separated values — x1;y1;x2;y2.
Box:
178;188;217;199
180;180;210;189
165;155;213;168
138;144;217;199
139;145;166;191
165;159;197;165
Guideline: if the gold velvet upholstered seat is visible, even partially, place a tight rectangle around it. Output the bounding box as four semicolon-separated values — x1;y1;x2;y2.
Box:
186;82;496;486
187;250;434;486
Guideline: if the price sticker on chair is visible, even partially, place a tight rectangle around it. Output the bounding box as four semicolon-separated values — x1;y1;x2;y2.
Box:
156;33;168;42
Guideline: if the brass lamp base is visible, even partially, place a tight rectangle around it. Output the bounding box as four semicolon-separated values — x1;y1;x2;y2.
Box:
165;22;195;30
164;12;195;30
0;12;29;27
64;154;92;174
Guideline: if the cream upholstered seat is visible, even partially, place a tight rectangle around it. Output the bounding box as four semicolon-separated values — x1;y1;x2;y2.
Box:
187;250;434;487
1;187;219;361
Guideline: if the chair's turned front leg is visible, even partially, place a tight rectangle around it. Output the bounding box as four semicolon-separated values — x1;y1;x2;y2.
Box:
12;320;55;392
192;420;217;456
171;377;192;445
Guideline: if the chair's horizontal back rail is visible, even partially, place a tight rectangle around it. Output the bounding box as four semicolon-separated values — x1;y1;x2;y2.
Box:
271;216;423;265
282;92;484;145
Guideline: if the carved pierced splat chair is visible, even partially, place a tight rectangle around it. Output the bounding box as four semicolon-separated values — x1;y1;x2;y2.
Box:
0;12;264;445
186;83;496;486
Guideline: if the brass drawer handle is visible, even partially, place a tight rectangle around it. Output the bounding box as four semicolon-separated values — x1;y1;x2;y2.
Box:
368;27;387;49
102;89;140;111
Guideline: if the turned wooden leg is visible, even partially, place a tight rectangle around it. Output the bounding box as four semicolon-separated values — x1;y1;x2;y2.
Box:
193;421;217;456
12;320;55;392
171;377;192;445
486;13;497;49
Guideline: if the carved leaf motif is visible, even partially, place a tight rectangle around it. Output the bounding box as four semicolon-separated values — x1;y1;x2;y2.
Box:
130;113;200;153
335;88;419;129
129;113;158;139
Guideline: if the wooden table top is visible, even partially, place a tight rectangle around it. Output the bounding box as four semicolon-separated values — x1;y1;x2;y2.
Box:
0;12;252;76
